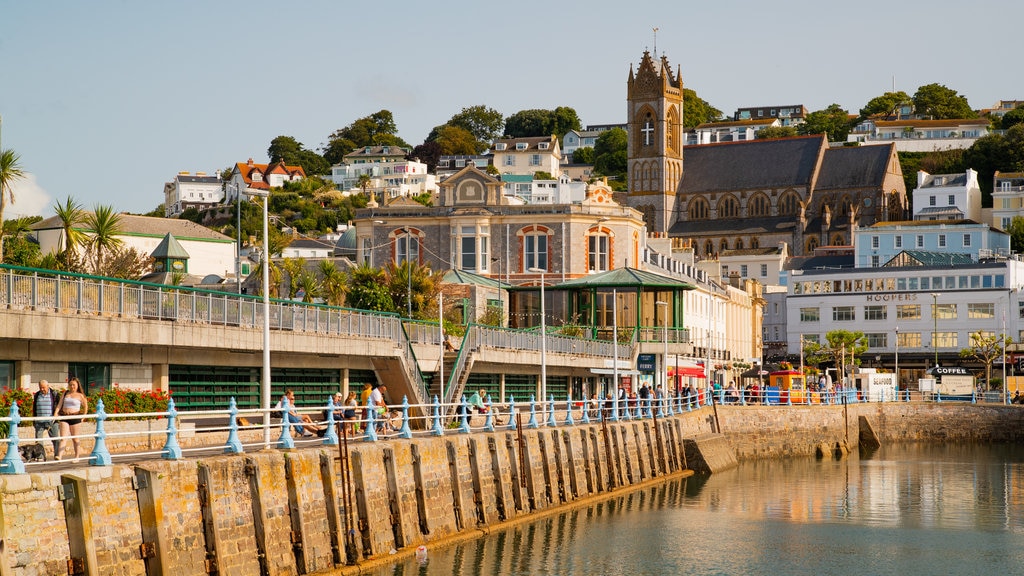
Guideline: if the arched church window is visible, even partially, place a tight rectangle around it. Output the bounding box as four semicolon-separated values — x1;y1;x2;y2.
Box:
779;191;800;216
717;195;739;218
748;193;770;217
689;198;709;220
720;239;729;253
806;237;819;252
751;237;760;249
703;240;714;256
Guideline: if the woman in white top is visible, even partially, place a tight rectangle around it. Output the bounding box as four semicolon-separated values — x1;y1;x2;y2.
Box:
56;377;88;460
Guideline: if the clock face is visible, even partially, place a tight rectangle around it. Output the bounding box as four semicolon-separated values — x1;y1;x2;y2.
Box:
171;260;185;271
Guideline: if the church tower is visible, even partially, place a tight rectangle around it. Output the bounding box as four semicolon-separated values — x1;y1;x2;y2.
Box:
625;51;684;234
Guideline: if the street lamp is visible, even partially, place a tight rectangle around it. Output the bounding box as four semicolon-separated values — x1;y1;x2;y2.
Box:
403;227;413;319
244;187;272;449
931;292;940;368
656;301;669;394
528;267;547;403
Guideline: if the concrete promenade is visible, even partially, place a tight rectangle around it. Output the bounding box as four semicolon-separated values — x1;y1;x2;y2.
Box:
1;401;1022;575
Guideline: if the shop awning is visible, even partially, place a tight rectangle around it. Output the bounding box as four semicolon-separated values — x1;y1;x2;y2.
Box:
668;366;707;378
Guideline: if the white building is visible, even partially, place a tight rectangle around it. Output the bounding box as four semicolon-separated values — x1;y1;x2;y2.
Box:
991;171;1024;230
491;136;563;178
847;118;991;151
500;174;586;204
331;157;435;201
163;172;223;217
912;169;982;222
688;119;779;145
32;213;236;280
225;159;306;202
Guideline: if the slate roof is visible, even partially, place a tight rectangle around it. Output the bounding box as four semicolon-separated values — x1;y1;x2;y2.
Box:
918;173;969;188
679;135;826;194
816;144;894;190
442;269;511;289
786;254;855;271
32;213;233;242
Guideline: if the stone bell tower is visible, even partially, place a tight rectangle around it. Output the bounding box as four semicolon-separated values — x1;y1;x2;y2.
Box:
625;50;684;234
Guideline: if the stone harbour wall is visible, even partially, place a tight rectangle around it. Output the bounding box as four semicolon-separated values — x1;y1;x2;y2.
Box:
0;403;1022;575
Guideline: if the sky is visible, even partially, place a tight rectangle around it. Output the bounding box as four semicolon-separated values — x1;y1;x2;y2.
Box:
2;0;1022;218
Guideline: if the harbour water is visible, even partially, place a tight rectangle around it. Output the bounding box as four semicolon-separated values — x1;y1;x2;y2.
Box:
368;443;1024;575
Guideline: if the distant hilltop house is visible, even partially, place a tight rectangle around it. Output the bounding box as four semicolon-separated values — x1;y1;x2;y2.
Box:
979;99;1024;118
846;118;991;151
31;213;236;282
491;136;563;179
560;125;625;161
687;118;780;145
733;105;808;126
330;145;436;202
225;158;306;203
163;171;224;218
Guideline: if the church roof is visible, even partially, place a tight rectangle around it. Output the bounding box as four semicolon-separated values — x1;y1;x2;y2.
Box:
816;144;895;190
680;135;826;194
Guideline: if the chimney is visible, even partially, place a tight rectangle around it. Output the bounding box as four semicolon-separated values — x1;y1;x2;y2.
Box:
247;158;255;167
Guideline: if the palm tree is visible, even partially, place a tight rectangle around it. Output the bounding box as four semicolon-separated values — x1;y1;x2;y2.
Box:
53;196;86;268
83;205;123;274
318;260;347;306
0;148;27;264
358;174;373;202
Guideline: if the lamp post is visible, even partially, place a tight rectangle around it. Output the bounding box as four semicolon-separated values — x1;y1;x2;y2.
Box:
931;292;940;368
529;267;547;403
233;183;242;294
895;325;900;395
656;301;669;394
244;187;272;449
404;227;413;319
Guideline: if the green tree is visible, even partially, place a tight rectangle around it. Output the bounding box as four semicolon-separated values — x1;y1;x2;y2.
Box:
318;260;347;306
756;126;798;139
431;125;479;155
83;205;124;274
0;148;27;264
322;110;410;164
52;196;87;267
859;91;912;119
912;83;974;120
1002;107;1024;130
797;104;852;142
682;88;723;129
593;128;628;187
408;141;442;173
267;136;330;175
346;263;394;312
97;245;153;279
1008;216;1024;253
572;147;595;164
2;215;42;266
962;124;1024;202
960;331;1011;390
504;107;581;139
803;330;867;382
446;105;504;145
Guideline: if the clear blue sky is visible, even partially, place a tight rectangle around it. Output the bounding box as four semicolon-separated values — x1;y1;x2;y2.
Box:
3;0;1021;218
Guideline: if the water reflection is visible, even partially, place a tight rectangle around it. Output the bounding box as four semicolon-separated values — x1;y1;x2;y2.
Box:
370;444;1024;576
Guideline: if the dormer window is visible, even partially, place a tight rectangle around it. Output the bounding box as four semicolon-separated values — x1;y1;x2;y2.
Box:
252;171;263;182
495;143;507;151
516;142;528;151
364;146;372;153
382;146;390;154
539;142;549;150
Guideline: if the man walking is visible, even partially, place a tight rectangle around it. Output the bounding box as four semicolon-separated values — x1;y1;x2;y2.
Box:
33;380;61;460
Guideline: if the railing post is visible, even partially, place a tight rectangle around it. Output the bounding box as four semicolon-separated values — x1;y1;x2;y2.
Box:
365;400;379;442
527;395;539;429
482;399;495;432
277;397;296;449
580;399;590;424
431;396;444;436
563;396;575;426
657;394;666;418
323;397;339;446
399;396;413;439
546;395;558;427
90;399;112;466
506;395;517;431
162;398;183;460
0;402;26;474
224;397;244;454
459;396;472;434
612;393;620;421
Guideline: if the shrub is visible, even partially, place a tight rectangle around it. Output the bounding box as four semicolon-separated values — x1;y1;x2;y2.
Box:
87;386;171;420
0;388;34;436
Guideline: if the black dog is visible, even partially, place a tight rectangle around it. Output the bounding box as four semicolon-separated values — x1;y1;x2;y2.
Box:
18;443;46;462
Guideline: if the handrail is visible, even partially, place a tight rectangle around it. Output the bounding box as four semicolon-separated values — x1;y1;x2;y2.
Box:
0;386;1007;475
444;325;477;406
